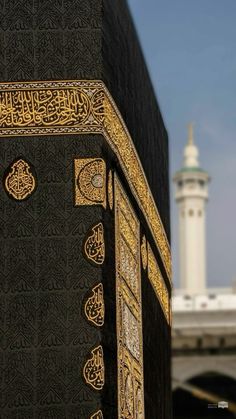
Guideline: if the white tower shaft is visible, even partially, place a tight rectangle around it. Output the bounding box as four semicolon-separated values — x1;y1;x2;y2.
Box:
178;191;207;293
174;125;209;295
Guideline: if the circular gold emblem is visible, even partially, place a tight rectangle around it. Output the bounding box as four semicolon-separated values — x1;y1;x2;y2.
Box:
5;159;36;200
78;159;106;204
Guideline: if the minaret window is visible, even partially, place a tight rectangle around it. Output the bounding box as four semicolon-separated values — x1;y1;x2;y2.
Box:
189;209;194;216
185;179;196;189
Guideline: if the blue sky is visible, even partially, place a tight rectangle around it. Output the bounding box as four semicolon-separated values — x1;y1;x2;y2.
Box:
127;0;236;287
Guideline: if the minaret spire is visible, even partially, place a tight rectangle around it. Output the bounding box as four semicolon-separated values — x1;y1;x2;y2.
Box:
184;123;199;168
188;122;194;145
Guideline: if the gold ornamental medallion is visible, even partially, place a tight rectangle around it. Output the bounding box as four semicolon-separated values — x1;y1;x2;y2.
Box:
5;159;36;200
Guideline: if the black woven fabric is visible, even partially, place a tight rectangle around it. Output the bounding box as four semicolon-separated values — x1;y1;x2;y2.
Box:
0;1;171;418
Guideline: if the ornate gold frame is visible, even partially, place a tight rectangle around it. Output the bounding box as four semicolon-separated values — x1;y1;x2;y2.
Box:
74;157;107;208
0;80;171;282
115;175;145;419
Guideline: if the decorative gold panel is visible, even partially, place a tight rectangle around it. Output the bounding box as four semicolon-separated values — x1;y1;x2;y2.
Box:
5;159;36;200
74;158;106;208
0;80;171;283
115;175;145;419
84;223;105;265
83;345;105;391
108;170;113;210
90;411;103;419
147;243;170;324
85;283;105;327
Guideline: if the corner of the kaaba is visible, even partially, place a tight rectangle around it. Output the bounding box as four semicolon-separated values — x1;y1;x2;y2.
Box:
0;1;172;418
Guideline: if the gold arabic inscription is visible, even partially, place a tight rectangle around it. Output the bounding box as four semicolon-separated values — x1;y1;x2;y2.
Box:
85;283;105;327
0;88;91;127
0;80;171;283
5;159;36;200
83;345;105;391
84;223;105;265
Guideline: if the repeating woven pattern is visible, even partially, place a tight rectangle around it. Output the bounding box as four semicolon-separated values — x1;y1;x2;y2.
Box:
0;0;102;81
0;135;103;418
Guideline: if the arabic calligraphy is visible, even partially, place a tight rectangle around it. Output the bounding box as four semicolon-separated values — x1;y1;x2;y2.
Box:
0;80;171;284
83;346;105;391
90;410;104;419
0;80;171;286
0;88;92;127
91;89;105;123
85;283;105;327
75;158;106;208
84;223;105;265
5;159;36;200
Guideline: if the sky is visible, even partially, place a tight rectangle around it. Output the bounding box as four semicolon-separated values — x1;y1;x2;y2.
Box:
127;0;236;288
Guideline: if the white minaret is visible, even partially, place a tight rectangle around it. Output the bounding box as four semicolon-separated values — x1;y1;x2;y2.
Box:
173;124;210;294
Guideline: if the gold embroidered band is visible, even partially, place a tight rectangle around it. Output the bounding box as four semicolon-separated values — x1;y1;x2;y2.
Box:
0;80;171;282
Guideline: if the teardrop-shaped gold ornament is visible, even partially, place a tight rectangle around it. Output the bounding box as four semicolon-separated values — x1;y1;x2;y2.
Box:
5;159;36;200
83;345;105;390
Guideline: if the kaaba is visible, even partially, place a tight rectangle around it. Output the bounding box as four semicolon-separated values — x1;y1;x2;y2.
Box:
0;1;171;418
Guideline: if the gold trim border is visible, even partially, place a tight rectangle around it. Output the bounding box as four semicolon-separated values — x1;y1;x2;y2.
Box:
147;242;171;324
0;80;171;282
115;175;145;419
